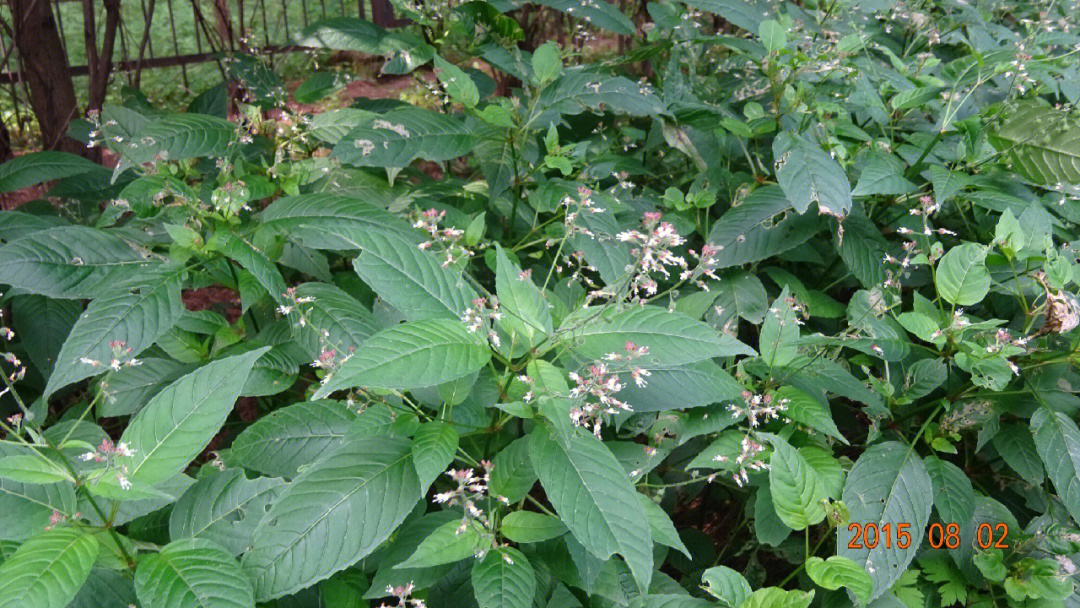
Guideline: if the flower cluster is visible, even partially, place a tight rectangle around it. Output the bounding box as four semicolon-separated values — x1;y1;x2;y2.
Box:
567;341;650;437
883;196;953;289
728;390;788;429
617;212;688;300
461;297;503;348
79;439;137;491
79;340;142;372
413;208;474;268
714;435;769;487
378;583;427;608
433;462;503;535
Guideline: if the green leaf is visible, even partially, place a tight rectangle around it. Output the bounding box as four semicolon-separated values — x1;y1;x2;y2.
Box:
535;68;665;120
534;0;634;34
742;587;814;608
332;107;479;167
529;425;653;591
923;456;975;529
0;152;98;193
0;527;99;608
260;193;417;250
500;511;568;543
759;20;787;53
989;102;1080;185
242;435;421;600
207;230;288;306
773;132;852;217
561;305;754;367
119;348;268;485
852;153;915;196
760;288;799;368
397;519;483;569
352;231;476;321
472;547;536;608
992;424;1045;485
10;295;80;379
838;441;933;603
0;226;152;299
531;41;563;84
773;386;846;443
489;436;537;503
293;72;340;104
312;319;491;398
230;400;358;478
767;434;828;530
434;56;480;108
45;270;184;397
1031;408;1080;524
928;166;971;206
705;186;823;269
134;538;254;608
0;479;77;541
114;113;235;167
702;566;751;607
411;421;458;492
168;468;286;555
495;244;552;353
805;556;874;604
291;282;379;355
994;208;1026;253
364;510;460;597
0;456;72;484
935;243;990;306
638;494;691;558
619;360;743;413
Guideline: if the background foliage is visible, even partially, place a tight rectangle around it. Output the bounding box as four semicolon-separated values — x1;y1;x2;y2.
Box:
3;0;1080;606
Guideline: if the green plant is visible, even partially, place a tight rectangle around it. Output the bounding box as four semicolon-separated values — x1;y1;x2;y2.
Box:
3;0;1080;606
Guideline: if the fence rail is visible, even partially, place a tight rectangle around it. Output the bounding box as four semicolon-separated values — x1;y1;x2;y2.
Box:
0;0;397;86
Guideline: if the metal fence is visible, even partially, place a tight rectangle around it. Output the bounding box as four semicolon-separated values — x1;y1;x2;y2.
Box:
0;0;396;87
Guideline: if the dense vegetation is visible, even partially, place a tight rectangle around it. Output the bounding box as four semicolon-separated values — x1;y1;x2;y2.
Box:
3;0;1080;606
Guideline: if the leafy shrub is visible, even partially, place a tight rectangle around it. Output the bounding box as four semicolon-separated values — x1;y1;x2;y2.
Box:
3;0;1080;607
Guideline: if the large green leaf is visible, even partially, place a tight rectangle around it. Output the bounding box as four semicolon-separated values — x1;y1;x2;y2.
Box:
500;511;568;543
0;151;100;193
535;68;666;121
534;0;634;34
804;556;873;604
773;386;845;444
260;193;417;250
989;102;1080;185
617;360;744;412
1031;408;1080;524
529;425;653;591
489;436;537;503
838;442;932;602
992;424;1045;485
333;107;479;167
353;231;477;321
208;230;288;306
396;519;484;569
242;435;421;600
313;319;491;398
767;434;828;530
364;510;461;598
45;269;184;397
705;186;823;269
935;243;990;306
411;421;458;492
0;480;77;541
169;468;287;555
0;226;153;298
702;566;752;608
115;113;235;168
495;244;552;353
10;295;81;379
471;547;536;608
0;527;99;608
134;538;254;608
773;132;852;217
561;305;754;367
230;400;357;479
119;348;268;485
291;282;379;356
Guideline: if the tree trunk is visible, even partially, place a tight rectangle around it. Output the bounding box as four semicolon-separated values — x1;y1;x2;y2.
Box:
83;0;123;114
11;0;86;155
